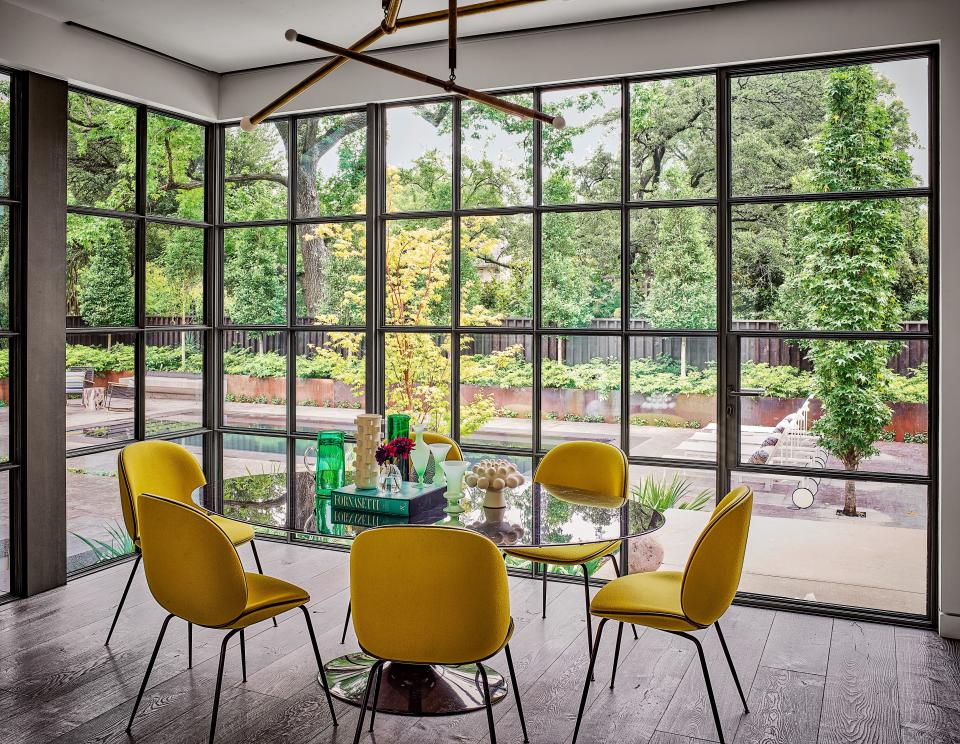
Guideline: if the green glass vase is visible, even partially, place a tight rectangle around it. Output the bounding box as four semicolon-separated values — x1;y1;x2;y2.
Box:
314;430;345;500
386;413;411;480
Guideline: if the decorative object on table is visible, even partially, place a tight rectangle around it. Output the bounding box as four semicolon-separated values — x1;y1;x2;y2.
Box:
467;506;526;545
409;423;430;488
331;481;446;518
386;413;411;480
375;436;414;493
354;414;382;490
464;459;525;509
303;430;346;499
427;442;452;485
439;459;470;515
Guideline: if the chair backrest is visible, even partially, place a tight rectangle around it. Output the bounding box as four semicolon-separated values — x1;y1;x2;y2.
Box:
118;440;207;544
137;493;248;627
534;441;627;504
680;486;753;627
350;526;511;665
422;432;463;461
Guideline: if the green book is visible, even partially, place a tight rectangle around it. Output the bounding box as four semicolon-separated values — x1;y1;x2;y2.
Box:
332;509;410;528
331;481;447;517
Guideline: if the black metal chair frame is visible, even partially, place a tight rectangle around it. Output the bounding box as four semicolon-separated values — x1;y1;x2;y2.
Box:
571;617;749;744
126;605;338;744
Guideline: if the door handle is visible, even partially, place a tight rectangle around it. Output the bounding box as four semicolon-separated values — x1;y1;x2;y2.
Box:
727;386;765;398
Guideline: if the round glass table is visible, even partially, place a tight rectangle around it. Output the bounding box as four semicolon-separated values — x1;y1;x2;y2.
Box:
296;481;664;717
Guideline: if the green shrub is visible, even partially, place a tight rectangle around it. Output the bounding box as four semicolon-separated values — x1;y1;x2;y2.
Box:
630;474;712;511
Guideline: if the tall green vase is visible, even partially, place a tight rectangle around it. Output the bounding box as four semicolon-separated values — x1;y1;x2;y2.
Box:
314;430;345;499
386;413;411;480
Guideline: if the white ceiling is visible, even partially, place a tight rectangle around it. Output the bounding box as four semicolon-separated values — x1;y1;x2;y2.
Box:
8;0;745;73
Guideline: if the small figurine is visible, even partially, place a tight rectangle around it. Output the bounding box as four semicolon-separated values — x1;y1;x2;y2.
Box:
465;459;525;508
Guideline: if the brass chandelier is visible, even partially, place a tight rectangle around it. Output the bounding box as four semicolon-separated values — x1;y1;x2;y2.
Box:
241;0;566;131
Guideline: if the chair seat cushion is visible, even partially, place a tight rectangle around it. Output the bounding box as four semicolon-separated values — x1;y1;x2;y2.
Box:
223;572;311;629
209;514;256;546
590;571;699;632
503;540;621;566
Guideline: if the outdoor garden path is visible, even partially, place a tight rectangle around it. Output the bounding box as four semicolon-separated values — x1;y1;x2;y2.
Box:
0;540;955;744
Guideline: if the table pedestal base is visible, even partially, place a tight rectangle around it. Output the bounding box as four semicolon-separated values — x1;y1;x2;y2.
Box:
321;652;507;716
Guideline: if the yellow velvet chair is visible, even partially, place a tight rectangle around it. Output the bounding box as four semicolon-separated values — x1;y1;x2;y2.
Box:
126;493;338;744
105;440;275;655
502;440;637;657
349;525;527;744
339;432;463;645
571;486;754;744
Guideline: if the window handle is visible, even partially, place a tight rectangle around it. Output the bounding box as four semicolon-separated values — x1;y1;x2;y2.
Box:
727;386;765;398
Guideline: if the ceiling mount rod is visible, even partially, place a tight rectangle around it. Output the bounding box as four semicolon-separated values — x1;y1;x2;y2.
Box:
241;0;547;130
449;0;457;81
382;0;403;33
287;30;565;128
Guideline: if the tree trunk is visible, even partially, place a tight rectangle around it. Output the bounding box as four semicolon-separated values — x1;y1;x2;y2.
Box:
841;478;858;516
680;336;687;378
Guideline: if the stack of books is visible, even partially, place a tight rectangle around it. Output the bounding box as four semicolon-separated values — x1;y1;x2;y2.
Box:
330;481;446;518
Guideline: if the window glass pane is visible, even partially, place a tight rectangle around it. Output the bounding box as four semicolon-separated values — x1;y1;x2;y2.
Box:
461;93;533;208
0;339;8;463
0;74;9;196
460;214;532;327
542;210;620;328
738;338;928;477
222;332;287;431
732;471;927;614
629;75;716;200
223;226;287;325
386;102;452;212
540;335;621;450
66;448;132;572
0;472;8;594
630;207;716;330
67;214;135;327
542;84;620;204
66;334;135;451
460;335;532;450
731;198;928;331
67;92;136;211
0;206;8;328
222;434;287;528
295;331;365;434
296;111;367;218
629;336;716;462
146;223;204;325
172;434;205;506
731;58;928;196
385;218;451;327
385;332;451;433
295;437;356;535
296;222;365;326
146;331;203;435
147;112;205;220
224;121;289;222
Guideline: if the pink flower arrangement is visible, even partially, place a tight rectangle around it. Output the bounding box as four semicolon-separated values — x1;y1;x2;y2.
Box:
375;436;414;465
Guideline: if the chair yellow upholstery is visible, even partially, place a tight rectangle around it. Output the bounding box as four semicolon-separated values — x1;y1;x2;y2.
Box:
127;493;337;743
106;440;273;648
422;432;463;461
572;486;754;744
502;440;630;655
348;525;528;743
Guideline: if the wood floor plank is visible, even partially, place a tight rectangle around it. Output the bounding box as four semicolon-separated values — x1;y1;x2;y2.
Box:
649;732;716;744
895;626;960;740
733;667;824;744
759;613;833;676
657;605;774;742
818;619;899;744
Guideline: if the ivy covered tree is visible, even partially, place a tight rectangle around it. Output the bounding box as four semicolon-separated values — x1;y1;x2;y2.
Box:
780;65;915;516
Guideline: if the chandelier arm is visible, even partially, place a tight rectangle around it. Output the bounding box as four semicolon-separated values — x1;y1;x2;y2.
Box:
395;0;547;30
382;0;403;33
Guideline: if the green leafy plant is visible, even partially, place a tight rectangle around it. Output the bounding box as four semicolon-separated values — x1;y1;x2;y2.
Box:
630;474;712;512
70;521;134;562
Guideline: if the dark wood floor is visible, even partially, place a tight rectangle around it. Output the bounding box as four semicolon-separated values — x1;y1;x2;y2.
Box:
1;541;958;744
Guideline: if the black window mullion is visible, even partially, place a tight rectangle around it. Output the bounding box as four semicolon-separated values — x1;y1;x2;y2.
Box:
134;105;147;441
450;98;462;442
620;79;631;454
285;116;297;537
531;88;543;457
717;68;734;505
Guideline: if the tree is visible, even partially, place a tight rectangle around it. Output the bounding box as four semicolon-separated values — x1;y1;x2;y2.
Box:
75;217;134;333
780;66;914;516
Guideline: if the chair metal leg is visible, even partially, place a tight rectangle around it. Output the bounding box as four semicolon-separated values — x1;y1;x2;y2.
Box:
478;661;498;744
126;613;174;732
188;621;193;669
342;601;351;644
209;629;240;744
504;644;529;743
675;631;726;744
716;621;749;713
580;564;594;679
609;555;639;640
249;541;278;627
105;553;141;646
610;622;624;689
572;617;608;744
542;563;548;619
240;629;247;682
300;606;338;726
368;663;383;732
353;660;382;744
